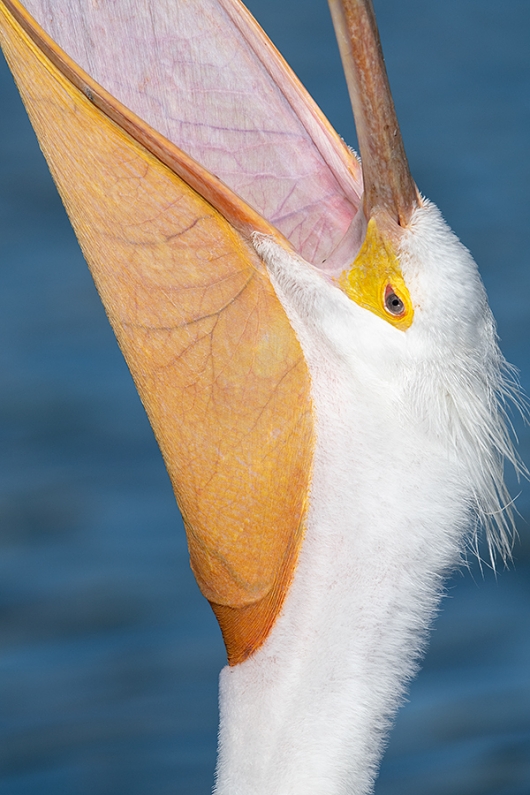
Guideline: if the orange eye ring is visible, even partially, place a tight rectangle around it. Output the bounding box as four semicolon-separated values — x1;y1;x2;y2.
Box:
384;284;406;317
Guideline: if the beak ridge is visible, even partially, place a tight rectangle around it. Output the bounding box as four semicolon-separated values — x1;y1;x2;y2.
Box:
328;0;419;226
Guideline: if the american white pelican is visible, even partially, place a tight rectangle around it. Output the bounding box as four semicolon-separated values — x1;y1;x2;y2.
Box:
0;0;527;793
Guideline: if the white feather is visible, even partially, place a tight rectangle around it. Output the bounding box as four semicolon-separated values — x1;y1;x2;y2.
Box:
212;202;523;795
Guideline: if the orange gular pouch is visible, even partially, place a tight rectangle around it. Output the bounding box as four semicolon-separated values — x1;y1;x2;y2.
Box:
0;0;314;665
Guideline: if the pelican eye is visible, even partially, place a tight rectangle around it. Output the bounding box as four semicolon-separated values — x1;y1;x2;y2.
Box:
384;285;405;316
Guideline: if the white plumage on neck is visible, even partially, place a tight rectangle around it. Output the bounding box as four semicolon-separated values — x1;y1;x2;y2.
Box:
213;203;520;795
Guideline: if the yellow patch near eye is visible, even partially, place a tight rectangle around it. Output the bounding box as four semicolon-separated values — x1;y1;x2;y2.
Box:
338;217;413;331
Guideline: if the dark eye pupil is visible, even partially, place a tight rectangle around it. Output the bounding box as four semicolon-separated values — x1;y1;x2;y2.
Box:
385;291;404;316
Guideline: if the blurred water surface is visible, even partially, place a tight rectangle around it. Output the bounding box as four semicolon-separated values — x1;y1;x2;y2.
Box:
0;0;529;793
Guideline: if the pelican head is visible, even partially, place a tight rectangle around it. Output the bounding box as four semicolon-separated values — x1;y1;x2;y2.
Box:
0;0;524;793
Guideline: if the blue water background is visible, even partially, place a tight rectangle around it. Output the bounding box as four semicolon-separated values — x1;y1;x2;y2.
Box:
0;0;529;792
